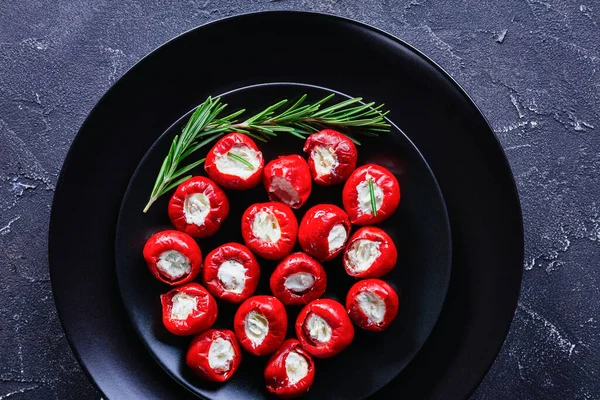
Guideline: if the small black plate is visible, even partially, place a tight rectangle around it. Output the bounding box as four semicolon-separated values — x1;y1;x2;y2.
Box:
115;83;452;400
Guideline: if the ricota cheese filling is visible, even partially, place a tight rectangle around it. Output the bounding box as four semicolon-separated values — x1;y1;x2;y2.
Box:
215;144;260;179
170;292;197;320
345;239;381;273
305;313;332;344
252;211;282;243
356;291;386;324
327;223;347;253
285;351;309;385
217;260;247;294
311;145;338;177
284;272;315;294
356;176;384;215
157;250;192;280
183;192;211;226
208;337;235;373
269;176;301;207
245;310;269;346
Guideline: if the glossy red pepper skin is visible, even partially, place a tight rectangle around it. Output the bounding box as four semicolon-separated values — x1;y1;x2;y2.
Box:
168;176;230;238
142;230;202;285
202;242;260;303
295;299;354;358
343;226;398;278
303;129;358;186
342;164;401;225
263;155;312;209
346;279;399;332
233;295;288;356
160;283;218;336
204;133;264;190
297;204;351;262
270;252;327;306
186;329;242;382
241;202;298;260
264;339;315;398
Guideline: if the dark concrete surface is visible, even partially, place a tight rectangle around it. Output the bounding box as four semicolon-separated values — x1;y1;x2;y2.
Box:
0;1;598;399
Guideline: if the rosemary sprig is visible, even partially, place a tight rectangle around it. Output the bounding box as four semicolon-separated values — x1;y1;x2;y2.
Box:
143;94;390;212
368;178;377;216
227;152;255;169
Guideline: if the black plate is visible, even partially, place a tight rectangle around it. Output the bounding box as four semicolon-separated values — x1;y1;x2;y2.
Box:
49;11;523;400
115;83;452;400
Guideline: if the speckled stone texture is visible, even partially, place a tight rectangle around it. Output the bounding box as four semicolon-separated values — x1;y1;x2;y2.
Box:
0;1;598;399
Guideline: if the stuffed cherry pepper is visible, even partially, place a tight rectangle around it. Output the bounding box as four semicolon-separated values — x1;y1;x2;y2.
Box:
295;299;354;358
143;230;202;285
346;279;399;332
297;204;351;262
263;155;312;209
343;227;397;278
241;202;298;260
270;252;327;306
204;133;264;190
264;339;315;398
303;129;358;186
168;176;229;238
202;243;260;303
160;283;218;336
342;164;400;225
186;329;242;382
234;295;288;356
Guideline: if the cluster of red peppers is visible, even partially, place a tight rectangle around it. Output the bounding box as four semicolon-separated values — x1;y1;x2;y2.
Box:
142;129;401;397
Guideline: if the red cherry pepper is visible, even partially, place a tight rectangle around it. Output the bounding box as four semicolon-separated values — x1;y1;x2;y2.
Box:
346;279;399;332
343;226;397;278
233;295;288;356
295;299;354;358
160;283;218;336
142;230;202;285
342;164;401;225
202;242;260;304
186;329;242;382
264;339;315;398
297;204;351;262
263;155;312;209
270;252;327;306
303;129;358;186
168;176;229;238
204;133;264;190
241;202;298;260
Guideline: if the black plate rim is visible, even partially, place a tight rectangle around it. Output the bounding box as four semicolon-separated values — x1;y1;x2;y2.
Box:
48;10;524;400
114;81;453;399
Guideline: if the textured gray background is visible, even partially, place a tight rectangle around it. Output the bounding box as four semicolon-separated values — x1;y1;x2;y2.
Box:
0;0;599;399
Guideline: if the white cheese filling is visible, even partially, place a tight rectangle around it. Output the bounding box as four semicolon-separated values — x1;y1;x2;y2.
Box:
356;291;386;324
252;211;281;243
285;351;309;385
305;313;332;343
170;292;197;320
346;239;381;273
208;337;235;373
157;250;191;280
356;176;384;215
284;272;315;294
217;260;247;294
184;193;211;226
311;145;338;177
245;310;269;346
327;223;347;253
269;176;300;207
215;144;260;179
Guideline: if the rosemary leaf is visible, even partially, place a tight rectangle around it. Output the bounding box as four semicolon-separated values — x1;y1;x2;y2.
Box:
369;178;377;216
227;152;255;169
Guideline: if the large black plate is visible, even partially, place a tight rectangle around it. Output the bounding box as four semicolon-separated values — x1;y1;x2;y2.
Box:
49;11;523;400
115;83;452;400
